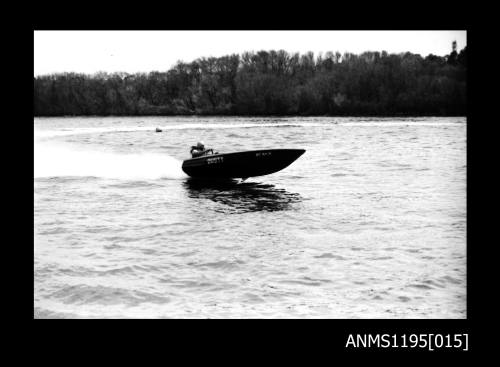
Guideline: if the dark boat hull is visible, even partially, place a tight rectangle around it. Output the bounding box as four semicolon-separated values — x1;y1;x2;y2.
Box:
182;149;305;179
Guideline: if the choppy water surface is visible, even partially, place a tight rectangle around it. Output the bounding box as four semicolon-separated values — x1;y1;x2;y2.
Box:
34;116;466;318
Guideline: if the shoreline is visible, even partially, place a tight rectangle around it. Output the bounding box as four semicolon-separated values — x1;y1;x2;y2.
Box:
34;114;467;118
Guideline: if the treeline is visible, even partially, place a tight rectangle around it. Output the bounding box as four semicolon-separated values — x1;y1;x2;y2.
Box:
34;47;467;116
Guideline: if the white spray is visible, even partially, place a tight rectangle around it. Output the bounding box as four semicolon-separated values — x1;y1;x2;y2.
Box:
34;141;186;180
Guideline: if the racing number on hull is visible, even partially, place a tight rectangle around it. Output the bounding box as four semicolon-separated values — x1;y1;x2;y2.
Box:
207;156;224;165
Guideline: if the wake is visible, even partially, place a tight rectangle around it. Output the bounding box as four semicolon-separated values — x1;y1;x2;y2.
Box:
33;119;464;140
33;122;330;139
34;142;186;180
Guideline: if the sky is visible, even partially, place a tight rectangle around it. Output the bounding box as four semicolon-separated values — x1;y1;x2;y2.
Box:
34;31;467;76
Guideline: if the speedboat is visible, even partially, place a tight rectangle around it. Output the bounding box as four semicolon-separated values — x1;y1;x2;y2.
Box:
182;149;305;179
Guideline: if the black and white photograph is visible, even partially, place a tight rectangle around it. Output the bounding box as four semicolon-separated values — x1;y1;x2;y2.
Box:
33;30;467;321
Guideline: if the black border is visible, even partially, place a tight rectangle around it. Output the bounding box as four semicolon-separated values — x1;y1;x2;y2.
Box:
27;8;476;354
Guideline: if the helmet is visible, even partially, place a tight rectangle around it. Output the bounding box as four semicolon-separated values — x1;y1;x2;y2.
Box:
196;141;205;149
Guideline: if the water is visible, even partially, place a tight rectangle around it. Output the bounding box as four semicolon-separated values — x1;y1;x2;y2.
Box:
34;116;466;318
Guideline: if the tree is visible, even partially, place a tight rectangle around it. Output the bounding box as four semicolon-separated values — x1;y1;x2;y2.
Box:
34;47;467;116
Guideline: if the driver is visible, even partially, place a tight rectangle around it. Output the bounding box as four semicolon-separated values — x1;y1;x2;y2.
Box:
190;141;212;158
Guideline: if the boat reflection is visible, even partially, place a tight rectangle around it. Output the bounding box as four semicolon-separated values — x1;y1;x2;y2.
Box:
183;178;302;213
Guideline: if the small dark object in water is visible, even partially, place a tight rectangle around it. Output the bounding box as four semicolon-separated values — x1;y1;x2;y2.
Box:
155;128;162;132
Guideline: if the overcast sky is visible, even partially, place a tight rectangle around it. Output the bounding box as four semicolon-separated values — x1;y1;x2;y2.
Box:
34;31;467;76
